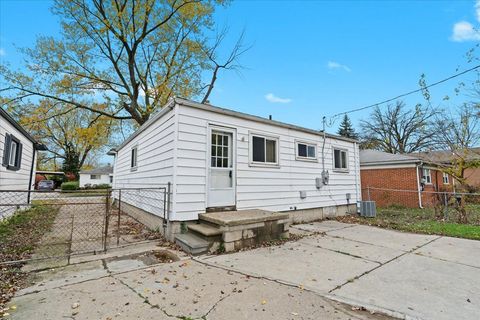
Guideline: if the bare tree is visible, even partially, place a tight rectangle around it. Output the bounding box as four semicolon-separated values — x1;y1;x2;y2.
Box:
360;101;436;153
0;0;248;125
421;104;480;223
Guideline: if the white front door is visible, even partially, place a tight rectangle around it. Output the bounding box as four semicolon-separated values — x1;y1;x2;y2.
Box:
207;127;236;208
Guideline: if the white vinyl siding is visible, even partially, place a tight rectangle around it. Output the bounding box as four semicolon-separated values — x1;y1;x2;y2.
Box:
0;114;36;219
79;173;112;188
174;104;360;220
112;109;176;217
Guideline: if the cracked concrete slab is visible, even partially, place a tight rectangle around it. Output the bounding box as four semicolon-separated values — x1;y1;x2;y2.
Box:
326;225;438;251
332;253;480;320
200;241;378;293
9;276;168;320
298;235;403;264
293;220;355;233
413;236;480;268
113;259;258;319
207;277;387;320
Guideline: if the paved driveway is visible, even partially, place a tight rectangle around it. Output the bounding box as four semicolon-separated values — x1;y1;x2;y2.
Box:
198;221;480;320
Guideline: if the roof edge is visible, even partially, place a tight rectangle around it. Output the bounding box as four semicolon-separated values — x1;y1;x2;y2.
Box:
0;107;40;146
174;98;359;143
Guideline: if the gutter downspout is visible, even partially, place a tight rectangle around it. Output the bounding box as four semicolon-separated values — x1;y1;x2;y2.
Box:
416;162;423;209
353;142;359;210
27;148;36;204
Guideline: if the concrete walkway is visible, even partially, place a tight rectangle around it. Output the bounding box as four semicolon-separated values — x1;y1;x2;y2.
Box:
200;221;480;320
6;244;387;320
6;221;479;319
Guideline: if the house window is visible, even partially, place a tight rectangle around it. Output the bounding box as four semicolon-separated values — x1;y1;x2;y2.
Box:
442;172;449;184
131;147;138;169
109;176;113;183
2;133;22;171
251;134;278;165
296;142;317;160
8;140;18;166
211;132;230;168
333;148;348;171
422;168;432;184
90;174;100;180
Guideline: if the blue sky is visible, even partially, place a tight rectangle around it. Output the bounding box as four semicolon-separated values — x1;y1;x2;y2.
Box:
1;0;480;133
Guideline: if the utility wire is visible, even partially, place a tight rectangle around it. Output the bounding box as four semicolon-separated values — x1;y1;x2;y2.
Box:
329;64;480;121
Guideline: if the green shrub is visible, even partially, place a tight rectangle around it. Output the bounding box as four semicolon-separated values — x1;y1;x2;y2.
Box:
61;181;79;190
93;183;111;189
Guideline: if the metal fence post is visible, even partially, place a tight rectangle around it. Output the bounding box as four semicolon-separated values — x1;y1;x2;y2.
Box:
443;192;449;220
117;189;122;246
103;189;111;252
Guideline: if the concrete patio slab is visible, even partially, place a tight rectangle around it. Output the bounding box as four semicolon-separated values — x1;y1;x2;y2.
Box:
331;253;480;320
293;220;356;233
9;276;168;320
207;276;387;320
199;209;289;227
299;235;403;264
200;241;379;293
414;236;480;268
326;224;439;251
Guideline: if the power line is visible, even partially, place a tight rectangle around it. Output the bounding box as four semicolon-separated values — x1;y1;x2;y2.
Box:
329;64;480;121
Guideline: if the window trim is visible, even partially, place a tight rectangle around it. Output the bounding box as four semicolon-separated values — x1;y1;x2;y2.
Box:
90;174;100;180
2;133;22;171
422;168;432;185
332;147;349;172
249;132;280;167
130;146;138;171
442;172;449;185
295;140;318;162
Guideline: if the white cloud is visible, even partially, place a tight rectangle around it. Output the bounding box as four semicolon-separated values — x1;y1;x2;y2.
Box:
265;93;292;104
450;1;480;42
327;61;351;72
0;48;5;56
451;21;480;42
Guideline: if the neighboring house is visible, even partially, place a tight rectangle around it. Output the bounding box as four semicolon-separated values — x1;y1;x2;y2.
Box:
416;148;480;189
1;108;46;219
79;165;113;187
360;149;453;208
110;98;361;239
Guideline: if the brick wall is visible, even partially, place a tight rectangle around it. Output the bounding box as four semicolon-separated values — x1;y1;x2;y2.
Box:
361;166;453;208
465;168;480;188
361;167;419;207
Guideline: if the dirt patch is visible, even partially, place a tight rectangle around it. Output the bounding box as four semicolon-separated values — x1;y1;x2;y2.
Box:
105;249;180;266
0;205;59;317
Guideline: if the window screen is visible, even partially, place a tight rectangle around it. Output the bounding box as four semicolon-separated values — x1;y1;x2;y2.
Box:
252;135;277;164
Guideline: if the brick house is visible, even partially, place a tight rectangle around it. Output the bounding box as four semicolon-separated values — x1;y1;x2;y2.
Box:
416;148;480;189
360;150;453;208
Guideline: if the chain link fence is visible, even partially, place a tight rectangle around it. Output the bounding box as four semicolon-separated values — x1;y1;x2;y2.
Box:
362;186;480;223
0;187;170;266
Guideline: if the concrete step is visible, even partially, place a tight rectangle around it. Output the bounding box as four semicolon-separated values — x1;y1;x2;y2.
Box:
188;223;222;237
175;233;209;256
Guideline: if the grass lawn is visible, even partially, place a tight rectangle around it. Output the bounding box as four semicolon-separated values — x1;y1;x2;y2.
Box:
338;205;480;241
0;204;59;316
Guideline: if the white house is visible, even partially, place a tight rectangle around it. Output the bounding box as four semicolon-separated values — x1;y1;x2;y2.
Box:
1;108;46;219
111;98;361;238
79;165;113;188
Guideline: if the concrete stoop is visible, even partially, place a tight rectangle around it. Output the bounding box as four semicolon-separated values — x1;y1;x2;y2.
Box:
175;209;290;255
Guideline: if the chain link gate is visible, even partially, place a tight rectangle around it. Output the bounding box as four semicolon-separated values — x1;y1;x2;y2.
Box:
0;186;170;267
